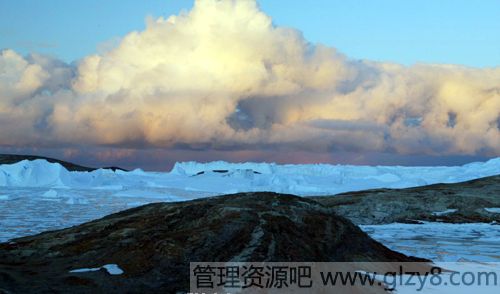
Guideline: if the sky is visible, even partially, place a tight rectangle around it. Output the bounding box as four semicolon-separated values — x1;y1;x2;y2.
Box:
1;0;499;66
0;0;499;170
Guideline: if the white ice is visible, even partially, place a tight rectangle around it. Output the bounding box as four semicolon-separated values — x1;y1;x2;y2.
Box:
361;223;500;262
1;157;499;195
485;208;500;213
69;264;124;275
432;209;458;216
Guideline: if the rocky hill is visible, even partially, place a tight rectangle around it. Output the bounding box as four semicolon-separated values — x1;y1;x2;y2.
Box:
0;192;425;293
312;175;500;225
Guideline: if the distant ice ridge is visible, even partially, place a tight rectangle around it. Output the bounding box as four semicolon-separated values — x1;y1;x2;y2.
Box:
172;158;500;177
0;158;499;196
171;158;500;193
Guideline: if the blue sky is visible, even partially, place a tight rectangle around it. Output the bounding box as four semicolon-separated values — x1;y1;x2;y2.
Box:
1;0;499;67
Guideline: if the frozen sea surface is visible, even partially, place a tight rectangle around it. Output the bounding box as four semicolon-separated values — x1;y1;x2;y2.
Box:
361;223;500;262
1;191;499;263
0;187;204;242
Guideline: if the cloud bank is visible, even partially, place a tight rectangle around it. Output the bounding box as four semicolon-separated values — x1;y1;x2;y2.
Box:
1;0;499;159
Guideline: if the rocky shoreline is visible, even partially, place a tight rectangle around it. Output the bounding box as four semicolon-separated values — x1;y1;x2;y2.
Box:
312;175;500;225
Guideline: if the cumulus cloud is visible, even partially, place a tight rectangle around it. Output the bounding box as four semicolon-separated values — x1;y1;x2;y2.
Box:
0;0;499;158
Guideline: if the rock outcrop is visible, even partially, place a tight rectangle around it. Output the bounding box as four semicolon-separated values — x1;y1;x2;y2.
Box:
312;175;500;225
0;192;424;293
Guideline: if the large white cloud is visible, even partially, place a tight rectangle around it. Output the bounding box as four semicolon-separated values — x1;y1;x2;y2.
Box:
0;0;499;157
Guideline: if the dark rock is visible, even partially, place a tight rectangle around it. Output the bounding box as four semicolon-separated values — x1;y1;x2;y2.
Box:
312;175;500;225
0;192;424;293
192;169;262;176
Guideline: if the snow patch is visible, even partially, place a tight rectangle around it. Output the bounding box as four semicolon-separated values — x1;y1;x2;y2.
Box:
432;209;458;216
102;264;124;275
69;267;100;273
69;264;124;275
485;208;500;213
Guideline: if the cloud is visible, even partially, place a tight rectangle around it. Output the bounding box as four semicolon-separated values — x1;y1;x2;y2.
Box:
0;0;499;158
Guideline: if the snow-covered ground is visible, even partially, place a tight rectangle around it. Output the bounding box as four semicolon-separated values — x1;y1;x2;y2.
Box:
0;158;499;263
